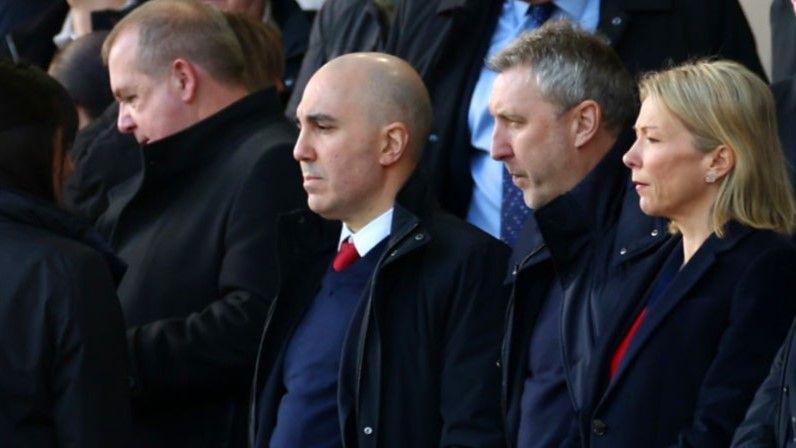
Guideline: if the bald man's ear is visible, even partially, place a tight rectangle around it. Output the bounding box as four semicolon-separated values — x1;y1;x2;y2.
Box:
378;122;410;167
170;59;198;103
571;99;601;149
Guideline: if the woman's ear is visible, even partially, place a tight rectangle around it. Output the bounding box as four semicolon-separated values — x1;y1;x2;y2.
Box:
706;144;736;181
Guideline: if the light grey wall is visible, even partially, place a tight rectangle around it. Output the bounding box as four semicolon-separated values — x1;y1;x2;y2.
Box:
739;0;772;79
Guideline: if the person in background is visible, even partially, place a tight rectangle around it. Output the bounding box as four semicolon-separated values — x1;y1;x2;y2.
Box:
49;31;113;129
575;60;796;447
223;11;285;92
63;3;290;223
771;0;796;84
0;60;131;447
97;0;305;445
284;0;393;119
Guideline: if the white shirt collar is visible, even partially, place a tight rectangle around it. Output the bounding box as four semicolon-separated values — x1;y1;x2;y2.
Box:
338;208;394;256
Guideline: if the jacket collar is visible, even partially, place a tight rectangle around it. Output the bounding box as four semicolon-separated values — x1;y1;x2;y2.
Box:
533;142;626;268
0;186;126;283
276;203;430;265
141;88;283;177
595;221;754;408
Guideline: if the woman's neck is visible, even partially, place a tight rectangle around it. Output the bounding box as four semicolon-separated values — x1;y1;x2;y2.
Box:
673;207;714;265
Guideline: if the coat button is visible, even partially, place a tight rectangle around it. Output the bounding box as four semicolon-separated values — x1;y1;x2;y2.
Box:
611;16;622;26
592;419;608;436
363;426;373;435
619;247;627;255
428;133;439;143
414;233;424;241
784;385;790;393
651;229;659;237
390;250;398;257
496;360;501;368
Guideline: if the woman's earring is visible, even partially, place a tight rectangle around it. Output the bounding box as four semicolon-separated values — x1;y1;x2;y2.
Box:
704;172;717;183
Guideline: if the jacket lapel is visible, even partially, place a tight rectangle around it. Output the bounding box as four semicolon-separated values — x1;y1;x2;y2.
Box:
597;224;752;408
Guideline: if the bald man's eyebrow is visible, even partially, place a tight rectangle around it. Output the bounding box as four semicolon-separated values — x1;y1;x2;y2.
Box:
306;113;338;125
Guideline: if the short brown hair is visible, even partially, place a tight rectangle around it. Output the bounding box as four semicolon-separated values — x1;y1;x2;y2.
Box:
223;12;284;92
102;0;245;85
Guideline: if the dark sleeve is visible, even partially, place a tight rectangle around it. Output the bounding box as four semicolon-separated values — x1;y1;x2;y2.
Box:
127;143;304;397
50;250;132;448
284;0;334;120
673;247;796;447
440;239;510;448
731;326;791;447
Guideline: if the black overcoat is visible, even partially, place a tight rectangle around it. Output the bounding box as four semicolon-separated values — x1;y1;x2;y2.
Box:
94;88;306;447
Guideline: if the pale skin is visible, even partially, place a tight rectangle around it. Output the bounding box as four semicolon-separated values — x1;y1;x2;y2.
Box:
624;97;735;264
489;65;615;209
108;27;248;144
294;53;423;232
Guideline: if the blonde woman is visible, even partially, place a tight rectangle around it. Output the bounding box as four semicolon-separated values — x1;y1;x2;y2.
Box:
572;60;796;448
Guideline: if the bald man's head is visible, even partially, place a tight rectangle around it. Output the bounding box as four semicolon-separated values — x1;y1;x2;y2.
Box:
293;53;433;229
316;53;433;163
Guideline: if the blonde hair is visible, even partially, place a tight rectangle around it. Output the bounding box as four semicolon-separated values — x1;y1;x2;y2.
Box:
640;59;796;236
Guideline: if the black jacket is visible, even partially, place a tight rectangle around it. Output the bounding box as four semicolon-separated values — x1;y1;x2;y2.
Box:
250;204;510;447
501;145;667;447
94;88;305;447
285;0;389;119
577;224;796;447
386;0;765;218
0;187;131;447
733;318;796;448
773;77;796;194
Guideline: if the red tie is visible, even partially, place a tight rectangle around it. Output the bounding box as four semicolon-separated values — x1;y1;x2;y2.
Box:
332;238;360;272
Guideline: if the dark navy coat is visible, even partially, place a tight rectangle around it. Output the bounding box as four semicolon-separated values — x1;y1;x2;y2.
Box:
501;144;666;447
250;203;510;448
576;224;796;447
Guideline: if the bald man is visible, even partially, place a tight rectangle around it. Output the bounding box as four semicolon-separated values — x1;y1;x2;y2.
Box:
249;52;509;448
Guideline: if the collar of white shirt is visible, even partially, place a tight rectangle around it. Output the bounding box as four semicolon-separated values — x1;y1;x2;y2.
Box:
338;208;394;257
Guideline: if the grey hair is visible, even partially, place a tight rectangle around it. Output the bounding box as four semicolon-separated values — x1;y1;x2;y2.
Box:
488;20;636;135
